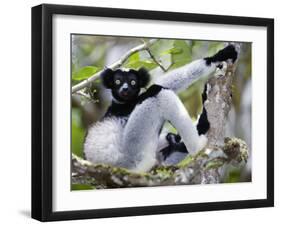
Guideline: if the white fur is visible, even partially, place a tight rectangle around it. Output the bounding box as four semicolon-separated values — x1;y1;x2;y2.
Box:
84;117;125;165
157;130;169;151
155;59;216;92
121;98;161;171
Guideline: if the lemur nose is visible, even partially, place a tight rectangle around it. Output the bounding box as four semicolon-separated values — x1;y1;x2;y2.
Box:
121;83;129;91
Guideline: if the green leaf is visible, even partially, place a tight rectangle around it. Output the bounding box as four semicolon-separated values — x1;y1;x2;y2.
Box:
72;108;85;158
125;60;157;70
72;66;99;81
225;169;241;183
150;39;174;56
128;52;140;62
160;47;182;55
124;51;158;70
169;40;192;70
150;39;174;69
71;184;95;190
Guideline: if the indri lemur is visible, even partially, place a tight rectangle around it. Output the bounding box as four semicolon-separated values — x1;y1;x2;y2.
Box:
84;45;238;172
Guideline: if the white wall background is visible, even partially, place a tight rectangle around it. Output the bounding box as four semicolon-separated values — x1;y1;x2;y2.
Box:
0;0;279;225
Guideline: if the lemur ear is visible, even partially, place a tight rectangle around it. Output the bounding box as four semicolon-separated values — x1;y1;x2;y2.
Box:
137;67;150;87
100;68;115;89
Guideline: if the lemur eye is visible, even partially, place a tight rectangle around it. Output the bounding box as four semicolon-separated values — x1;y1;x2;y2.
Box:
115;79;121;85
130;80;136;86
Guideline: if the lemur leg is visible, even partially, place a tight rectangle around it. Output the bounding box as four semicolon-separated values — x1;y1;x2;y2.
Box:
119;97;164;172
159;84;210;164
120;88;206;172
157;129;169;151
157;89;207;154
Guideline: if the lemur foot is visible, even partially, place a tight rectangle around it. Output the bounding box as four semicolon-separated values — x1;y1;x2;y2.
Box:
204;44;238;65
160;133;188;160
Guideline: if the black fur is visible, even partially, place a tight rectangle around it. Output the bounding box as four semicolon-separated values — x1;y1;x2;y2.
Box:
197;84;210;135
197;107;210;135
204;44;238;65
130;68;150;87
137;84;166;104
104;101;137;118
160;133;188;160
100;68;115;88
101;67;151;103
104;84;166;118
201;84;208;103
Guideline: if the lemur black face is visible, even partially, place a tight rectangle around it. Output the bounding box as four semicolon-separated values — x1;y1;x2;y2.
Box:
111;71;141;102
100;68;150;103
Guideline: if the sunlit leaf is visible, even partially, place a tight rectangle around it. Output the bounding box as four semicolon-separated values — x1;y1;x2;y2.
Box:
125;60;157;70
169;40;192;70
160;47;182;55
72;66;99;81
128;52;140;62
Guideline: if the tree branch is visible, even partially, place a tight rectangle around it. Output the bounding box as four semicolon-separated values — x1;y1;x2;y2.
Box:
72;137;248;188
72;39;158;93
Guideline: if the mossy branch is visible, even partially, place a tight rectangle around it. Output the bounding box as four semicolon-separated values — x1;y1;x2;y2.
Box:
72;137;248;188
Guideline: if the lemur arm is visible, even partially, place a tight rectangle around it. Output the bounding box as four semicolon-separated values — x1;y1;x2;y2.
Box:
155;45;237;93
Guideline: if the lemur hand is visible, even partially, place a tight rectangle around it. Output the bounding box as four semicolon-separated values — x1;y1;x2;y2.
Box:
204;44;238;65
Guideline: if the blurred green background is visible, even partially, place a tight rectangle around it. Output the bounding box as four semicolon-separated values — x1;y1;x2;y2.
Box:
71;35;252;188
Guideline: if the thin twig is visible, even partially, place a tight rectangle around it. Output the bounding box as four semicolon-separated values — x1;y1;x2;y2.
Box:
72;39;159;93
140;39;167;72
145;47;167;72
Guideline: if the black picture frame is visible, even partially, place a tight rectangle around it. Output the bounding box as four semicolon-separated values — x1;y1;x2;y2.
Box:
32;3;274;222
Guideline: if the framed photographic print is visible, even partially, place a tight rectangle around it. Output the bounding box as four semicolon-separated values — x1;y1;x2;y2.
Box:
31;4;274;221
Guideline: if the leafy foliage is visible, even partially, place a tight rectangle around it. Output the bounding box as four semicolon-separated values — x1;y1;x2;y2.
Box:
72;66;99;81
124;52;158;70
169;40;192;70
72;108;85;158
